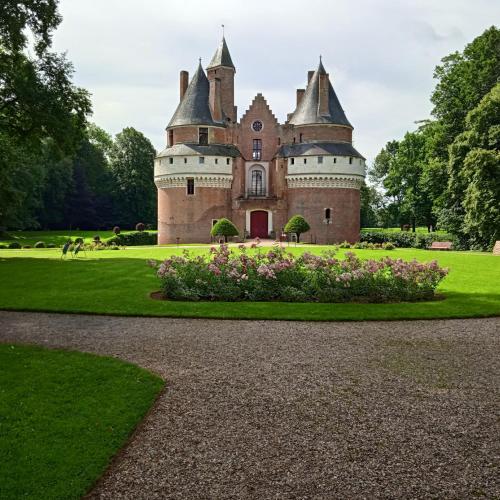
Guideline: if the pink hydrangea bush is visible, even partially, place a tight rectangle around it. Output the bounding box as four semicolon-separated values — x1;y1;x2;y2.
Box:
150;245;448;302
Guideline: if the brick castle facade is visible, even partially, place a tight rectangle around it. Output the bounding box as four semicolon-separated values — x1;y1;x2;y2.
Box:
154;37;366;244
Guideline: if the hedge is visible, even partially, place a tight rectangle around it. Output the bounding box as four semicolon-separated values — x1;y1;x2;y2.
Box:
360;231;460;249
107;231;157;246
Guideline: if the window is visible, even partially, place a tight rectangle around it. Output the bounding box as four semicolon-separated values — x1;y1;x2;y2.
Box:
333;157;337;164
250;168;264;196
349;157;353;164
187;178;194;195
252;139;262;160
325;208;331;220
226;158;230;165
199;127;208;145
303;158;307;164
299;133;303;142
212;219;218;227
290;158;295;165
278;137;281;145
215;158;218;164
184;158;187;164
168;130;174;146
293;137;296;143
169;157;173;164
199;157;205;164
318;156;323;164
252;120;263;132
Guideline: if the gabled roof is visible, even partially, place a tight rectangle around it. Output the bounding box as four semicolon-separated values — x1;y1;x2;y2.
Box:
277;142;365;159
206;36;235;70
167;62;223;128
289;60;352;128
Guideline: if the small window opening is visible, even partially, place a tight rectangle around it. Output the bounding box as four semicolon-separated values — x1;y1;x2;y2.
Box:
318;156;323;164
325;208;331;220
226;158;230;165
199;157;205;164
199;127;208;145
278;137;281;145
333;157;337;164
291;158;295;165
349;157;353;164
293;137;296;143
303;158;307;164
215;158;218;164
184;158;187;164
252;139;262;160
169;157;173;164
187;178;195;195
299;133;303;142
212;219;218;227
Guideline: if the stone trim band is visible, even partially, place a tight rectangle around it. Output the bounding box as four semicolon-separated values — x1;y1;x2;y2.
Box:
286;175;364;189
155;174;233;189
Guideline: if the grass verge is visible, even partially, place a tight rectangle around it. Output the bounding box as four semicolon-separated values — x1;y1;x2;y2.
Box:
0;344;163;499
0;246;498;320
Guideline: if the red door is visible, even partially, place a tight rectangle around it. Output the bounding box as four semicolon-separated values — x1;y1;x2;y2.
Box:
250;211;268;238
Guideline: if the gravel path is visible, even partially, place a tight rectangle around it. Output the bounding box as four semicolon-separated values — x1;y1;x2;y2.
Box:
1;311;499;499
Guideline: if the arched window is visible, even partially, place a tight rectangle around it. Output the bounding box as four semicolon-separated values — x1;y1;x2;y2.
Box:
248;166;266;197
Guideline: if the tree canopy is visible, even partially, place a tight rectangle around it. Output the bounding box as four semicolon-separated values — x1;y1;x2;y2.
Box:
284;215;310;242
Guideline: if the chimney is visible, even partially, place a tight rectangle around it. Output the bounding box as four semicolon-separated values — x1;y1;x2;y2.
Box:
180;71;189;101
296;88;305;107
319;73;330;116
209;78;222;121
307;70;314;83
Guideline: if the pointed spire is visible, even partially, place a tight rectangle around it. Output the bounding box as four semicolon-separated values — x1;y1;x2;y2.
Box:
207;35;235;70
288;58;351;127
168;60;223;127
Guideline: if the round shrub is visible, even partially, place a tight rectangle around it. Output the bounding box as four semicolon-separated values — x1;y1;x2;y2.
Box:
22;245;32;249
113;226;121;235
47;243;56;248
34;241;46;248
339;241;351;248
93;235;100;242
284;215;310;243
8;242;21;249
383;242;395;250
135;222;145;232
211;218;239;243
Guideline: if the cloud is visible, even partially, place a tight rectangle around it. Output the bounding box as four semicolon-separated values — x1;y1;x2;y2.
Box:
53;0;500;162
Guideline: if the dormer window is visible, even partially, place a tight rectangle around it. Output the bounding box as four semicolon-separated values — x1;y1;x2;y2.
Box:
199;127;208;145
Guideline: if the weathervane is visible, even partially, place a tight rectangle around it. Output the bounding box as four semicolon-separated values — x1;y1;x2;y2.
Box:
222;24;225;37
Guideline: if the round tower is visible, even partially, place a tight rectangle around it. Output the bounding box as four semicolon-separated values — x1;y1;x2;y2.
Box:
155;52;239;244
283;59;366;244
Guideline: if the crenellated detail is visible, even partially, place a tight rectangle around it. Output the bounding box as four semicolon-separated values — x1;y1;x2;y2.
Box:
155;174;233;189
286;174;363;190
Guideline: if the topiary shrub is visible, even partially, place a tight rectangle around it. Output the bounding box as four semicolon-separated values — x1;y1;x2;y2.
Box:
211;218;239;243
34;241;45;248
135;222;145;232
284;215;310;243
8;242;21;249
113;226;121;235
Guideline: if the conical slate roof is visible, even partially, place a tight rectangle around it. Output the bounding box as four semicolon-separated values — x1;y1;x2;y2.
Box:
289;60;351;127
206;36;235;70
168;62;222;128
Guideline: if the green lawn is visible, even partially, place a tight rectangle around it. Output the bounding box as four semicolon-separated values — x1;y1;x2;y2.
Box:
0;245;498;320
0;229;158;247
0;344;163;499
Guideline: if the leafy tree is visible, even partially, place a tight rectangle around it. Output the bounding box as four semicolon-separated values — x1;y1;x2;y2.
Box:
211;218;239;242
431;26;500;145
284;215;310;242
109;128;156;227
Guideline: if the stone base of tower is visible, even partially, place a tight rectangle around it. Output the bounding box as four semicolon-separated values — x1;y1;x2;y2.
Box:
157;187;233;244
287;188;360;245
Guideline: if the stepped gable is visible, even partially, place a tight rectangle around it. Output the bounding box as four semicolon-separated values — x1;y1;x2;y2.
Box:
168;61;224;128
239;93;279;126
289;60;352;128
206;36;235;70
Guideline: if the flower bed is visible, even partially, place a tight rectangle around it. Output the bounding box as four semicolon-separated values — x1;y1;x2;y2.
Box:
149;245;448;303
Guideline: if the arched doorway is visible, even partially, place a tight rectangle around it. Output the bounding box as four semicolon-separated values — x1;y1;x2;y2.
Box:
250;210;268;238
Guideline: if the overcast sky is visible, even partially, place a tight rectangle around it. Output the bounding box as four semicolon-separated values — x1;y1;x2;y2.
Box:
52;0;499;162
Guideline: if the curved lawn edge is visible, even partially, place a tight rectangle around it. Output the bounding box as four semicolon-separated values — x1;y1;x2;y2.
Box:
0;343;164;499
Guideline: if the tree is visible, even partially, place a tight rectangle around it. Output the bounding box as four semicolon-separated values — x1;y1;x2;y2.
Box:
284;215;310;242
211;218;239;242
109;128;156;227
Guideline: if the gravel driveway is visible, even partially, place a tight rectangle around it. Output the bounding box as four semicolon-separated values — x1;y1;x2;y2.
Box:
0;311;499;499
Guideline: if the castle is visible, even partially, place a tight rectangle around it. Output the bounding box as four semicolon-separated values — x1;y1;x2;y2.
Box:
154;36;366;244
